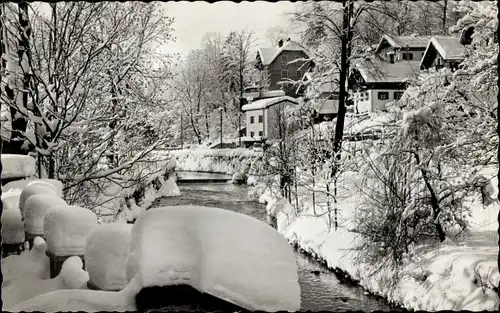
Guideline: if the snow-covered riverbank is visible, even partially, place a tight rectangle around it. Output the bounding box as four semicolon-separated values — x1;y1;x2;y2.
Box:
257;175;500;311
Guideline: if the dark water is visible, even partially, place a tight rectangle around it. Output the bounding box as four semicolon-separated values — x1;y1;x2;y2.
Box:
153;183;394;312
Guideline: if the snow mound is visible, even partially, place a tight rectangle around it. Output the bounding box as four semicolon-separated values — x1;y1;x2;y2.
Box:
157;176;181;197
2;178;64;194
24;194;68;235
44;206;98;256
2;236;50;287
1;189;21;210
27;179;64;197
85;223;133;291
9;276;142;313
127;206;301;312
1;208;25;244
1;154;36;179
2;256;89;310
20;184;58;218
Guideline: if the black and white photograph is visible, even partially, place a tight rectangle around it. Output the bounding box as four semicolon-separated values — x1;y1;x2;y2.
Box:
0;0;499;311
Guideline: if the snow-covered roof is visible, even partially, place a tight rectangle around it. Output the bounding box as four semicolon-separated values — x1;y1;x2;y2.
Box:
241;96;298;111
422;36;466;62
257;41;310;66
375;34;431;52
311;99;338;115
353;59;421;84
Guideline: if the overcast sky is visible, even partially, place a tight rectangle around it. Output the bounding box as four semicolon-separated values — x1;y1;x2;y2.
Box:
161;1;300;58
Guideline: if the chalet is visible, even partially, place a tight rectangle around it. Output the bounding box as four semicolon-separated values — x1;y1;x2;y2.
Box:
349;59;420;112
420;36;467;71
297;72;339;122
375;34;431;63
254;39;313;97
241;96;298;144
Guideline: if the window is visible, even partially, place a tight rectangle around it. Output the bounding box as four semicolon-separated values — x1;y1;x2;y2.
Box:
378;92;389;100
296;70;302;78
402;53;413;60
250;131;254;137
365;92;369;100
394;91;404;100
250;116;255;124
389;54;395;64
281;70;288;78
258;131;263;137
258;115;263;123
281;55;288;64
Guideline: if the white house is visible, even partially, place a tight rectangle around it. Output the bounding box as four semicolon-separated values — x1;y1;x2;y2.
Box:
374;34;431;63
420;36;467;71
241;96;299;142
349;59;420;112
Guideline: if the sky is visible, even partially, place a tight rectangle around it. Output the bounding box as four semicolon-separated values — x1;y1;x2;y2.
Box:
160;1;300;58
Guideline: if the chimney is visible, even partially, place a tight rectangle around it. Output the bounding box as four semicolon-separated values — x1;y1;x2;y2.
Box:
278;39;283;48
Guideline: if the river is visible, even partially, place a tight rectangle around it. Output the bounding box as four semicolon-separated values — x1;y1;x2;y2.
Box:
153;182;395;311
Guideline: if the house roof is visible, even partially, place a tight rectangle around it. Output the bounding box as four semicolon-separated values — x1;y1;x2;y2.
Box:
353;59;421;84
257;41;310;66
241;96;298;111
422;36;466;61
375;34;431;53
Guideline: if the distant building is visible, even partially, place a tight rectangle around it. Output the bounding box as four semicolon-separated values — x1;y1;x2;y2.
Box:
241;96;298;144
349;59;420;113
254;39;313;97
420;36;467;71
374;34;431;63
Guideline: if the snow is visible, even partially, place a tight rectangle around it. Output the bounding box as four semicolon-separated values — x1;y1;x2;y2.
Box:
1;154;36;179
241;96;298;111
24;194;68;235
44;206;98;256
9;276;142;313
127;205;301;312
3;256;90;310
157;176;181;197
2;237;50;287
27;179;64;197
19;183;59;218
1;207;25;244
1;189;21;211
85;223;133;291
260;168;500;311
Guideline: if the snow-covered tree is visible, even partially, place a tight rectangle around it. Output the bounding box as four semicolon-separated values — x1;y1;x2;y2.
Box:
1;2;177;207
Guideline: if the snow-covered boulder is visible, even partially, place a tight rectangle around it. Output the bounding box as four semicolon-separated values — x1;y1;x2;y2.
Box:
9;276;142;312
85;224;133;291
2;237;50;287
157;176;181;197
127;206;301;312
1;154;36;179
24;194;68;236
3;256;90;310
1;189;21;211
19;184;58;218
1;208;25;244
27;179;64;197
44;206;98;256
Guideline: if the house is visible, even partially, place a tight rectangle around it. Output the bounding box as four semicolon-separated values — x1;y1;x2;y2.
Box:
297;72;339;122
241;96;298;144
375;34;431;63
254;39;313;97
420;36;467;71
349;59;420;112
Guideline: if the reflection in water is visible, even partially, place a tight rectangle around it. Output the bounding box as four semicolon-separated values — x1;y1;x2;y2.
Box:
153;183;394;312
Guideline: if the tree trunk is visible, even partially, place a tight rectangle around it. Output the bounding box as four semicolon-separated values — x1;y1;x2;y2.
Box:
332;0;353;177
442;0;448;35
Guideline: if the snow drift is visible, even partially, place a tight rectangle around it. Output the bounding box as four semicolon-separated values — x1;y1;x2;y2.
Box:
127;205;301;312
3;256;90;310
85;223;133;291
1;154;36;179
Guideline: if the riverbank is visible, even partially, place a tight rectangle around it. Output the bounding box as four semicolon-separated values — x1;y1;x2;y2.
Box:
257;176;500;311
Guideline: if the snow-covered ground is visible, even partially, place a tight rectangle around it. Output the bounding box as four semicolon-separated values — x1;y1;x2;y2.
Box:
258;169;500;311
